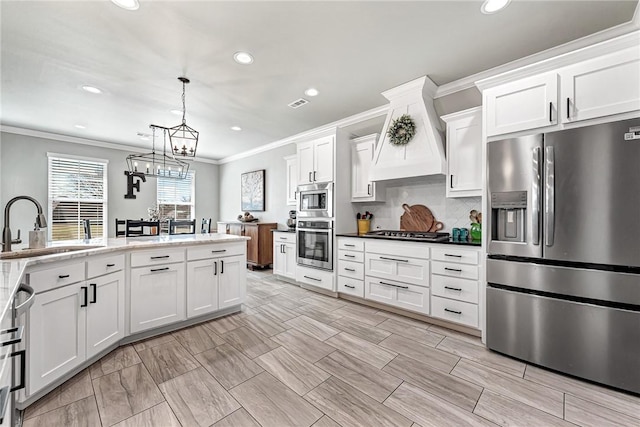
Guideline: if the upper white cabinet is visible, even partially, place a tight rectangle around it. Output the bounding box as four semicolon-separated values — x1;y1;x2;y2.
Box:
485;73;559;137
297;135;334;185
284;155;298;205
350;134;384;202
442;107;483;198
560;47;640;124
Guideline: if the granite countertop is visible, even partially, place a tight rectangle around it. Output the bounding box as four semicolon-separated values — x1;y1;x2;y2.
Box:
336;232;481;247
0;233;249;323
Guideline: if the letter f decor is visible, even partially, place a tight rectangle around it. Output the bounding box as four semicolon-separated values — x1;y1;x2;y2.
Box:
124;171;146;199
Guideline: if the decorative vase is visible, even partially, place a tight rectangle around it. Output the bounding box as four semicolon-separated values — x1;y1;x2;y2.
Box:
470;222;482;241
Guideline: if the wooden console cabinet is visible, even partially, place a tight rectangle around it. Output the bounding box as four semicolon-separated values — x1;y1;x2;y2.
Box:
218;222;277;269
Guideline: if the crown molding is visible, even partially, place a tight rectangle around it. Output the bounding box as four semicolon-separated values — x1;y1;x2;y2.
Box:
217;104;388;165
440;106;483;123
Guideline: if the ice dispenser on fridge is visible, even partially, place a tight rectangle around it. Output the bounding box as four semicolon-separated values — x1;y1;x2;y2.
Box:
491;191;527;243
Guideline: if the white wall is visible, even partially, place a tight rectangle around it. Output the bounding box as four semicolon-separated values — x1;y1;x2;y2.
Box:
0;132;219;238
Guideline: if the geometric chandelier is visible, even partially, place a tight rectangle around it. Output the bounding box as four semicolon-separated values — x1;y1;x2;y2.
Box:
168;77;199;157
126;124;190;179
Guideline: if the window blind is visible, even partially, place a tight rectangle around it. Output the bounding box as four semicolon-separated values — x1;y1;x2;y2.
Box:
157;171;195;222
48;155;108;241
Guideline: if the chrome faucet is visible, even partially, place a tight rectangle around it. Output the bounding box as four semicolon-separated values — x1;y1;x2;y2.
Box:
2;196;47;252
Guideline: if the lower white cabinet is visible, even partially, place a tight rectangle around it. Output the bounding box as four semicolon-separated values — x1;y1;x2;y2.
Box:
273;233;296;280
364;253;429;286
296;265;334;291
186;259;219;318
218;255;246;310
86;271;125;359
431;296;479;328
365;276;430;315
130;263;186;333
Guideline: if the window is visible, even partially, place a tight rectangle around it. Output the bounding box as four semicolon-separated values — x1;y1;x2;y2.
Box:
157;171;195;223
48;154;108;241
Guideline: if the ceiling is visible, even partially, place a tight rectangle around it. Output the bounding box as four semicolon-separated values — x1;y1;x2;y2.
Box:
1;1;637;161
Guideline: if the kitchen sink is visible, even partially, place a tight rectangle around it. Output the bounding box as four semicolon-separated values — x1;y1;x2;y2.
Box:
0;245;104;260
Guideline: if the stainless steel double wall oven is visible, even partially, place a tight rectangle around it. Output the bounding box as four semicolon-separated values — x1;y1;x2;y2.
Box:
296;182;334;271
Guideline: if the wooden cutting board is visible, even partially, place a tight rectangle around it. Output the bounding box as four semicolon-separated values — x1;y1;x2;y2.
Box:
400;204;434;231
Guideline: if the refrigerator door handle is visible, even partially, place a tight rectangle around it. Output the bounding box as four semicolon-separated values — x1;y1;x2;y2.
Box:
532;147;541;245
544;146;555;246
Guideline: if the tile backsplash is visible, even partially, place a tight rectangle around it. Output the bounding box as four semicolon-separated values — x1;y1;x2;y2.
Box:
352;175;481;232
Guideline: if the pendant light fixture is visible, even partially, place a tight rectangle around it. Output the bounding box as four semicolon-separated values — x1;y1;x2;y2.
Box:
127;125;190;179
169;77;199;157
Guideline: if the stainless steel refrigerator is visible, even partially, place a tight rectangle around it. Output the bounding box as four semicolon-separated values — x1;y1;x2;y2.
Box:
486;117;640;394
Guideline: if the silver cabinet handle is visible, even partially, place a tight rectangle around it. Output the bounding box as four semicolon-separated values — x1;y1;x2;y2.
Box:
304;275;321;282
380;256;408;263
544;146;555;247
379;281;408;289
444;308;462;315
444;286;462;292
532;146;541;246
308;172;312;182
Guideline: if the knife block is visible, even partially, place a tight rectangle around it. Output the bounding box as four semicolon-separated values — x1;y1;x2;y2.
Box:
357;219;371;235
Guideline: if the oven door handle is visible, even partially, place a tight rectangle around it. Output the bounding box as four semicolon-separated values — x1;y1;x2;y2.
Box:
297;228;331;233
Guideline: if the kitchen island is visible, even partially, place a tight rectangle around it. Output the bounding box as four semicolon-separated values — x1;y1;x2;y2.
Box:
0;233;249;409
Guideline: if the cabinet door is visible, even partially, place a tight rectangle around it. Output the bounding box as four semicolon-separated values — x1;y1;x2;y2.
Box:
130;263;186;333
351;139;374;199
273;242;286;276
485;73;558;136
186;259;219;318
313;136;334;183
29;283;86;394
364;277;430;315
86;271;125;359
365;254;429;287
297;141;314;185
243;225;258;264
560;47;640;123
219;255;246;309
285;155;298;205
447;110;482;197
283;242;297;279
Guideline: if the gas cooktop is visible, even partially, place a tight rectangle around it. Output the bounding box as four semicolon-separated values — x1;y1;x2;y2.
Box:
363;230;450;242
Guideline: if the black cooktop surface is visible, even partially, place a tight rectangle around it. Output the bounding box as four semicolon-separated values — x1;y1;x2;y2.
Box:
363;230;450;242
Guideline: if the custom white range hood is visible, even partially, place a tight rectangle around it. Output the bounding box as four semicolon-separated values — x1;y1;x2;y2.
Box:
370;76;446;181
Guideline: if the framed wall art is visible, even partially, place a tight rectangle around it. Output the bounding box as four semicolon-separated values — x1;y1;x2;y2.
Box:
241;169;265;211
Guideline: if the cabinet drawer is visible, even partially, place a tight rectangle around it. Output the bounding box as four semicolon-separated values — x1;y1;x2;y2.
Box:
296;265;334;291
337;276;364;298
431;275;479;304
338;238;364;252
87;254;124;279
365;253;429;287
187;243;244;261
131;248;185;267
431;296;478;328
431;247;479;265
28;261;85;293
273;232;296;244
366;240;429;260
431;261;479;281
365;276;430;315
338;250;364;263
337;260;364;280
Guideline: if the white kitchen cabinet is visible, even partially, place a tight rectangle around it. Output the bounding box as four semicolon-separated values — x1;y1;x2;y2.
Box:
86;271;125;359
28;282;86;394
218;255;246;309
186;259;219;318
560;46;640;124
485;72;558;136
431;296;478;328
130;263;186;333
284;155;298;205
365;276;430;315
351;134;384;202
442;107;483;198
296;135;334;185
273;232;296;280
365;253;429;287
296;264;334;291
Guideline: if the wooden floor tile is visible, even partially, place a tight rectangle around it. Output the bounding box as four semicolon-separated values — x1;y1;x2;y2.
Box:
222;326;280;359
256;347;330;395
474;389;573;426
242;312;288;337
305;376;412;427
312;415;342;427
315;350;402;403
429;325;483;347
195;343;264;389
451;359;564;418
379;334;459;373
271;328;336;363
205;314;246;335
24;369;94;419
257;302;300;322
92;363;164;426
212;408;261;427
159;367;241;427
374;310;433;329
301;295;347;311
383;355;482;412
294;304;345;324
23;396;101;427
284;315;340;341
111;402;181;427
332;307;388;326
326;332;397;369
230;372;323;427
564;394;640;427
437;336;526;377
137;341;199;383
330;316;392;344
172;323;225;355
377;318;445;347
132;333;176;352
384;382;495;427
90;345;141;379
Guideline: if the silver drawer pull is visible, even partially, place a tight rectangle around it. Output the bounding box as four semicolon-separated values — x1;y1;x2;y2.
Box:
344;254;355;258
344;268;356;272
344;284;355;289
380;256;408;263
444;308;462;315
444;286;462;292
444;253;462;258
444;267;462;272
304;275;321;282
150;255;170;259
379;281;409;289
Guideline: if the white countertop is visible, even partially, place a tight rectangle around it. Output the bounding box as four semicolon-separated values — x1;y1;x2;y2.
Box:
0;233;249;323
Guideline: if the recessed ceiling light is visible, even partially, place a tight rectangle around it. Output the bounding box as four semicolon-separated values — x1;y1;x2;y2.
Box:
74;124;86;129
233;52;254;65
170;109;183;116
304;88;319;97
481;0;511;14
231;126;242;131
81;85;102;94
110;0;139;11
